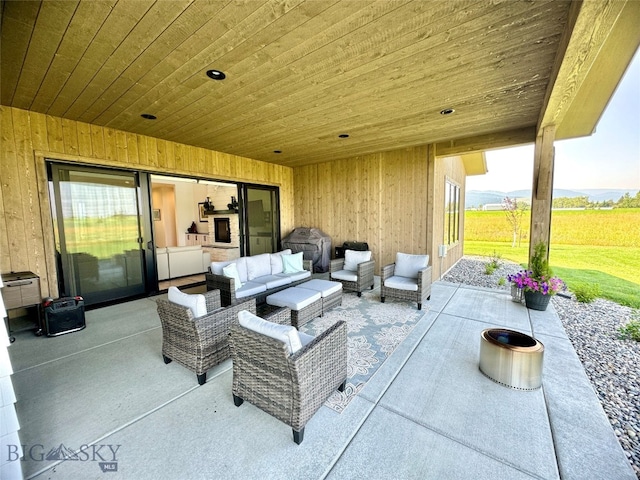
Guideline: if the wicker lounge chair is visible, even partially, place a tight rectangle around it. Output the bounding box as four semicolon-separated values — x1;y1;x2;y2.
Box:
329;249;375;296
381;253;432;310
156;288;256;385
229;311;347;444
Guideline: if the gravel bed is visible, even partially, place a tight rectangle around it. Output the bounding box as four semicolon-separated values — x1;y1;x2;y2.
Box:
443;256;640;478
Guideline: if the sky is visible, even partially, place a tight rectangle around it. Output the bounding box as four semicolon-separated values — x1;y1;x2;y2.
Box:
467;48;640;192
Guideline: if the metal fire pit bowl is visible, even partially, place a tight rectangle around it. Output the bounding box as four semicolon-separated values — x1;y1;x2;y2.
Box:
479;328;544;390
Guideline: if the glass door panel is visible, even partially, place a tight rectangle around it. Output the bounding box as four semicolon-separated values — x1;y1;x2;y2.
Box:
50;164;147;305
243;186;279;255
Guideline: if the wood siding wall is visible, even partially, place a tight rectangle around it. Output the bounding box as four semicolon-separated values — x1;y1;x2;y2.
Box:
0;106;294;298
293;146;467;278
433;154;468;279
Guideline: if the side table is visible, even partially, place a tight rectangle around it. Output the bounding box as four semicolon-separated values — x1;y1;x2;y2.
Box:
2;271;43;342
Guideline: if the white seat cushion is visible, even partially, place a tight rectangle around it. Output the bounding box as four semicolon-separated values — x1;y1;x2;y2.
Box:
394;253;429;279
250;274;291;290
266;287;321;311
298;279;342;297
276;270;311;282
238;310;302;354
235;281;267;299
331;269;358;282
344;250;372;272
222;262;242;290
167;286;207;317
246;253;272;281
384;275;419;292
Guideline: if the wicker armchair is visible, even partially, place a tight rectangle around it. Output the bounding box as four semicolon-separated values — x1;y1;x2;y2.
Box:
330;250;375;296
229;314;347;444
381;253;432;310
156;289;256;385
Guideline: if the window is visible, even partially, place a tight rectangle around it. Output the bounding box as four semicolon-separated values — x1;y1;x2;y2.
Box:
444;179;460;245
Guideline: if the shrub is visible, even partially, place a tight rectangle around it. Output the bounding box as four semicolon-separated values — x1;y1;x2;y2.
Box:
497;277;506;286
618;311;640;342
485;263;496;275
485;250;501;275
572;282;601;303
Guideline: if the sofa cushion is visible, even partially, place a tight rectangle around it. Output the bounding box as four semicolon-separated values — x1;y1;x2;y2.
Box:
344;250;372;272
238;309;302;354
270;249;292;275
222;263;242;290
235;257;249;283
167;286;207;318
246;253;272;281
251;274;291;290
330;270;358;282
384;275;419;292
282;252;304;273
394;253;429;279
276;270;311;282
235;281;267;299
210;260;235;275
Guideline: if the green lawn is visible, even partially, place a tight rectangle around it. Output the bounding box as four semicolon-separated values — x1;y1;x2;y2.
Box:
464;240;640;308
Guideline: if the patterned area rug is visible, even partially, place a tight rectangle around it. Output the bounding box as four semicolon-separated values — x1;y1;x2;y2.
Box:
300;286;427;413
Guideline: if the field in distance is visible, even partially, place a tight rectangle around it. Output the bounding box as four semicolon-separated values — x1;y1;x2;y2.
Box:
463;208;640;308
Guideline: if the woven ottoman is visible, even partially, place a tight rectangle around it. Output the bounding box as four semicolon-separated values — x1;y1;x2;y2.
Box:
266;287;322;329
299;279;342;314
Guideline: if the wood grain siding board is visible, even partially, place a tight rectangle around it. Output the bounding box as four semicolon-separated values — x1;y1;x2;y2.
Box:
0;107;293;298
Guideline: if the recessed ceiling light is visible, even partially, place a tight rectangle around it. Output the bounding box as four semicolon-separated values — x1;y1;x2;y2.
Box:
440;108;455;115
273;150;282;154
206;69;226;80
141;113;157;120
338;134;350;138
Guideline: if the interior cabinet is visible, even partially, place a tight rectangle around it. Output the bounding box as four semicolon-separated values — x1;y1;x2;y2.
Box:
185;233;209;245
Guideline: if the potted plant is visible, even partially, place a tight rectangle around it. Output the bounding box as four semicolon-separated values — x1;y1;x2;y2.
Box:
508;241;564;311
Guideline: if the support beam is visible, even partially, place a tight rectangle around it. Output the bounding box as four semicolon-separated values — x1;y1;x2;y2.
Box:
529;125;556;263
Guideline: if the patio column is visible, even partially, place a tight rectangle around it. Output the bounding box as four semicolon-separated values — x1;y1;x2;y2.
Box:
529;125;556;263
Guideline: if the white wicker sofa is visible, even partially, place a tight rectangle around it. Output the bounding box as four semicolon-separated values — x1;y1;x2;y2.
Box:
205;249;312;306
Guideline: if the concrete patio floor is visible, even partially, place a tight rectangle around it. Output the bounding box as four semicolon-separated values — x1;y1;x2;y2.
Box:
6;281;635;479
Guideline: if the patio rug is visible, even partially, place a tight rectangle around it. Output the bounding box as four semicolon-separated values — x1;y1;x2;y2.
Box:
299;286;427;413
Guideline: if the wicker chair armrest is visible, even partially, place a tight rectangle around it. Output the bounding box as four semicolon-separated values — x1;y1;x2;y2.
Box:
417;265;432;288
261;307;292;326
303;259;313;272
330;258;345;272
203;289;222;312
193;298;256;338
290;320;348;396
205;272;236;305
381;263;395;280
356;259;376;280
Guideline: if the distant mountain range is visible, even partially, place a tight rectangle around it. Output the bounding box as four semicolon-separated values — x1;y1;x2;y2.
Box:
465;188;639;208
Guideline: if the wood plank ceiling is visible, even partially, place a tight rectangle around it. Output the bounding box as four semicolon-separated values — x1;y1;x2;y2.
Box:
1;0;572;167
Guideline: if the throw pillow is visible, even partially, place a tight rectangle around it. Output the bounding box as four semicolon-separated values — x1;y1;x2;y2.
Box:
282;252;304;273
222;263;242;290
238;310;303;354
167;286;207;318
394;252;429;279
344;250;372;272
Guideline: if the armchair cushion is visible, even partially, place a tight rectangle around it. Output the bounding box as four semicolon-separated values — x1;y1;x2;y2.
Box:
344;250;372;272
238;310;302;354
246;253;272;281
384;275;419;291
282;252;304;273
394;253;429;279
167;286;207;317
222;262;243;290
330;270;358;282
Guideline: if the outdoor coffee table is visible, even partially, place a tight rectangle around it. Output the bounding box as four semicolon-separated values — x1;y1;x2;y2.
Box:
266;287;322;329
298;279;343;314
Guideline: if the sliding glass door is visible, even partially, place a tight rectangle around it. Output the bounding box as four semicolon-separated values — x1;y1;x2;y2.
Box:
49;164;154;306
242;185;280;255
